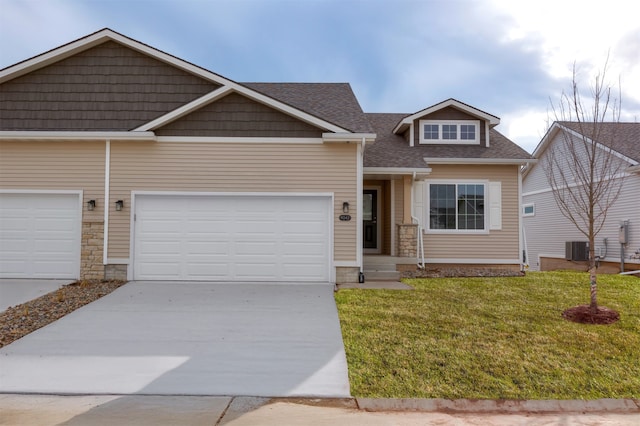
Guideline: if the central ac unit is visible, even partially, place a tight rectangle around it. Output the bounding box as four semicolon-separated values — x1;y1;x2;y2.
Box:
565;241;589;261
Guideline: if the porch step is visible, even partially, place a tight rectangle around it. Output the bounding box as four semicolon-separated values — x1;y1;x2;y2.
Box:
363;270;401;281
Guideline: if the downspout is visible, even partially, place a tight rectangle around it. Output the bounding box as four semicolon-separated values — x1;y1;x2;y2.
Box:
518;168;525;270
103;140;111;265
410;171;425;268
356;137;365;276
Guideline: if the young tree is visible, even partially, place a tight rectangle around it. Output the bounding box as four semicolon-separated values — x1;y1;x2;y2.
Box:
545;59;624;315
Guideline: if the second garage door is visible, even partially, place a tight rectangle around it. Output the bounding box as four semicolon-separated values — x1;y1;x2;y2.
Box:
133;194;331;282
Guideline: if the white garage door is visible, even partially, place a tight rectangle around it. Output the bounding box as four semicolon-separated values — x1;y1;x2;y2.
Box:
134;195;331;282
0;193;81;279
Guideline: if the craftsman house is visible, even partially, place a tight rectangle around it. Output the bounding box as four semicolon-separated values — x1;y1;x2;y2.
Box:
0;29;533;283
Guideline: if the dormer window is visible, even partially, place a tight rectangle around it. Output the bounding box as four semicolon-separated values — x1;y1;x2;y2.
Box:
419;120;480;145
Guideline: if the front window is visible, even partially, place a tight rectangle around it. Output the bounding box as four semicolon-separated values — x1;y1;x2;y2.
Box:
419;120;480;144
429;183;485;231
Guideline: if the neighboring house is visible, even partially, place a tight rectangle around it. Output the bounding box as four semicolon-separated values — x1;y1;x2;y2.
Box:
522;121;640;272
0;29;533;283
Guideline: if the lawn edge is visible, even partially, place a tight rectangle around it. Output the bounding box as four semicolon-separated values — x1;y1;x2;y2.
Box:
355;397;640;414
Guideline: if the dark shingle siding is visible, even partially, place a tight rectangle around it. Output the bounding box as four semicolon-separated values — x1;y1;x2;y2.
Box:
156;92;323;137
0;41;219;131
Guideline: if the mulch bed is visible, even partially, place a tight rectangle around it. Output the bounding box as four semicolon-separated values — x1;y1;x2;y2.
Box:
0;280;127;349
562;305;620;325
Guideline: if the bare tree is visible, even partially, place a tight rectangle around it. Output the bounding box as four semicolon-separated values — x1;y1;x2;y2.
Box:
545;58;624;314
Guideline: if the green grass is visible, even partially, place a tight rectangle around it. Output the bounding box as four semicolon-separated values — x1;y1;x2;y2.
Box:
335;271;640;399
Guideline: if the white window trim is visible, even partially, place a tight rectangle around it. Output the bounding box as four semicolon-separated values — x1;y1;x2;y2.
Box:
424;179;489;234
419;120;480;145
522;203;535;217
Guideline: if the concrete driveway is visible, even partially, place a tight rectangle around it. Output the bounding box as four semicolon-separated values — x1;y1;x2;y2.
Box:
0;279;74;311
0;281;350;397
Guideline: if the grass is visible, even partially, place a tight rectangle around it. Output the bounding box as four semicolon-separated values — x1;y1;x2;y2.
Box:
335;271;640;399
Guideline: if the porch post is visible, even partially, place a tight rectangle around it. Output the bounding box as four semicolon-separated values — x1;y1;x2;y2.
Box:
403;175;412;223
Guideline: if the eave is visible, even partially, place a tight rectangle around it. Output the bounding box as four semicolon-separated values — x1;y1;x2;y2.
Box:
424;157;537;165
0;131;156;141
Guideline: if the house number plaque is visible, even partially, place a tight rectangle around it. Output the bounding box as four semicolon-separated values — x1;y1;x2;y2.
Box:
339;215;351;221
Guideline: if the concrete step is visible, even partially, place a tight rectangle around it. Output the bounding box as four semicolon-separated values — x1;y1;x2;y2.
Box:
362;264;397;272
363;270;401;281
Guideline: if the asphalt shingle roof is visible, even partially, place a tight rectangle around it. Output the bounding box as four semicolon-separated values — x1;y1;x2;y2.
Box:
364;113;533;168
242;82;373;134
558;121;640;163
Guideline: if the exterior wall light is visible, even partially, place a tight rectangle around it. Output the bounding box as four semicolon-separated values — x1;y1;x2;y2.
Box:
87;199;96;211
343;201;350;214
115;200;124;211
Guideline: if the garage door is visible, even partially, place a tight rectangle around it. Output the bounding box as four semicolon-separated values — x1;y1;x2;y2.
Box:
0;193;81;279
133;195;331;281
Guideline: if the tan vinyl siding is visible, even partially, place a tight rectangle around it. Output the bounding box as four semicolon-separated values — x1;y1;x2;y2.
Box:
0;141;105;222
423;165;520;260
108;141;357;261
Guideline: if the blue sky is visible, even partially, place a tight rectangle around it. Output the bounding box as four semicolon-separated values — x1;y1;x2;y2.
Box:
1;0;638;152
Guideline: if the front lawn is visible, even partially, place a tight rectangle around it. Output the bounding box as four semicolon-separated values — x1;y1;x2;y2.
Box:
335;271;640;399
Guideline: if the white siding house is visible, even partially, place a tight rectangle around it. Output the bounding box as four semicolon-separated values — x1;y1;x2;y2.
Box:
522;122;640;272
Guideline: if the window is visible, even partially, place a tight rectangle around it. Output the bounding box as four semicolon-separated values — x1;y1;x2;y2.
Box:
423;124;439;140
429;183;485;231
523;203;535;217
419;120;480;144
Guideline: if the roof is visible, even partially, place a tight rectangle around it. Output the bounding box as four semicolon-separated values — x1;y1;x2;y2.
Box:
557;121;640;163
393;98;500;135
242;83;372;133
364;113;533;168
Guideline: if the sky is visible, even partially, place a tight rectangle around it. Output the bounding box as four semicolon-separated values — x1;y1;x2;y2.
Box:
1;0;639;153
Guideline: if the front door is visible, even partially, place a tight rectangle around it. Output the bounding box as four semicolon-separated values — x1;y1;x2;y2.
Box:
363;189;378;250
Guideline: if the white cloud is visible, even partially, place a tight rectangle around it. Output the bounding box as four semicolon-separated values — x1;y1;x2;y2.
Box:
490;0;640;103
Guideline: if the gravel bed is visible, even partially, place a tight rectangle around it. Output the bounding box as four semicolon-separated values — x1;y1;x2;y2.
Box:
0;280;127;349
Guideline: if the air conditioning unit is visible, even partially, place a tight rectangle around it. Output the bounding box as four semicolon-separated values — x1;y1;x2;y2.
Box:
565;241;589;261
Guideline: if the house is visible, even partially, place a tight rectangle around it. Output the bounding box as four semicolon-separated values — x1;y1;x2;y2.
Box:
0;29;534;283
522;121;640;272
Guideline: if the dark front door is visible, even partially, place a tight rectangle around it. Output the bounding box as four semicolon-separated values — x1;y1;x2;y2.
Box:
363;189;377;249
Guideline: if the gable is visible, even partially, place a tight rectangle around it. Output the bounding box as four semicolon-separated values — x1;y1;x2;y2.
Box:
0;41;219;131
411;106;488;146
155;92;324;137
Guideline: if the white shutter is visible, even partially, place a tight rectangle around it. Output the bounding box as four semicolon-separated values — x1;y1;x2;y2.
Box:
489;181;502;230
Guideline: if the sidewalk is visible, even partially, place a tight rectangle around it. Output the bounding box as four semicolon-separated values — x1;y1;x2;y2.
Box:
1;394;638;425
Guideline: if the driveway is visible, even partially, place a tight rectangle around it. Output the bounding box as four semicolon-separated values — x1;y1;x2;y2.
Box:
0;281;350;397
0;279;74;312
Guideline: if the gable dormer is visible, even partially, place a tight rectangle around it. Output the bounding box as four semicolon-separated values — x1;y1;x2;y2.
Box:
392;98;500;148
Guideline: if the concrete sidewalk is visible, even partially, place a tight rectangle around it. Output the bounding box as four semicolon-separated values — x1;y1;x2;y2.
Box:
1;395;638;426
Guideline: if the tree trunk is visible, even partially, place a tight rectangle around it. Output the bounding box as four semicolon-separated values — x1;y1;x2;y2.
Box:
589;262;598;313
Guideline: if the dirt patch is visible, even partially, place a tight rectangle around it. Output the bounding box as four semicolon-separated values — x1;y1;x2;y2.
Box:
0;280;127;349
562;305;620;325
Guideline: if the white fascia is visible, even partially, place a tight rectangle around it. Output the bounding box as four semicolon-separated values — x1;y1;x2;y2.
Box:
364;167;432;176
0;131;156;141
423;158;537;165
135;86;233;131
322;133;376;143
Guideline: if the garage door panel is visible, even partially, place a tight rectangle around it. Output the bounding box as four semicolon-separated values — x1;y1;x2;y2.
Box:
0;193;80;279
134;195;330;282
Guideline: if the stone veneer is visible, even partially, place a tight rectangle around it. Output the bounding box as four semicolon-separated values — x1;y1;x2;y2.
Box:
397;223;418;258
81;221;104;280
335;266;359;284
